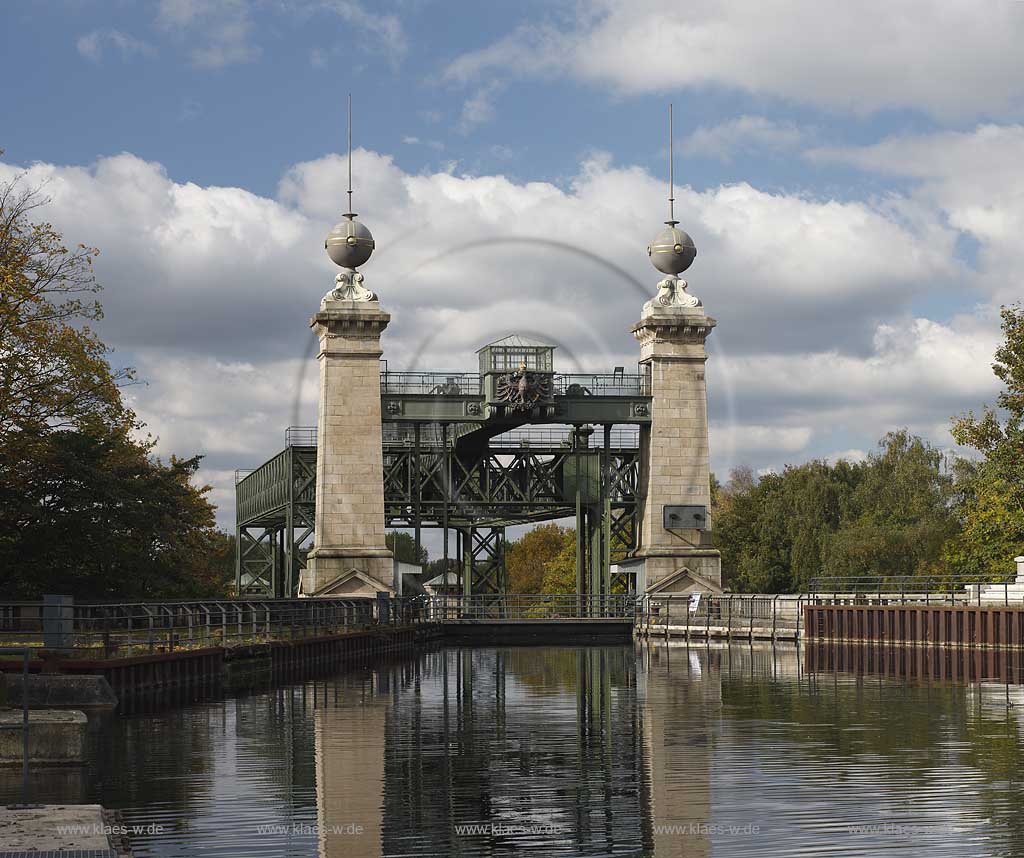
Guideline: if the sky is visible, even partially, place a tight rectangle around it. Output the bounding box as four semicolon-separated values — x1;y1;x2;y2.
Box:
2;0;1023;531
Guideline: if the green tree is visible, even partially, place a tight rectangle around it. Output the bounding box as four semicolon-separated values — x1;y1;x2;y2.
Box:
827;431;958;583
947;306;1024;576
0;425;232;599
0;173;230;599
537;529;578;594
713;432;956;592
386;531;428;565
942;461;1024;581
506;523;572;593
952;305;1024;511
0;177;132;441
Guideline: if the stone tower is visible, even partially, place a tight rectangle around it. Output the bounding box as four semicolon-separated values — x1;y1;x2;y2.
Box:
300;110;394;596
632;115;722;592
632;295;721;591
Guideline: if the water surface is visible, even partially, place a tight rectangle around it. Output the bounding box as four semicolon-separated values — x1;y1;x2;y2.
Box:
4;642;1024;857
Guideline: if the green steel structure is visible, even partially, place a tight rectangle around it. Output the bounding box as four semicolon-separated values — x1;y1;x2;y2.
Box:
236;337;651;597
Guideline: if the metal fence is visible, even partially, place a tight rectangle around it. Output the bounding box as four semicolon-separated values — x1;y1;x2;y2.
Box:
422;593;636;620
0;647;30;805
807;575;1024;607
377;371;650;397
488;426;641;449
380;371;483;396
0;597;432;658
808;573;1019;595
637;594;805;639
554;373;649;396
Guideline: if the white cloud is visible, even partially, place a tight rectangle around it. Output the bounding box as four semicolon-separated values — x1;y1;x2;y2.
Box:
156;0;259;68
808;124;1024;304
712;423;814;456
826;449;867;465
403;136;444;151
459;83;502;134
681;116;804;161
0;144;1000;526
76;29;156;63
445;1;1024;118
320;0;407;64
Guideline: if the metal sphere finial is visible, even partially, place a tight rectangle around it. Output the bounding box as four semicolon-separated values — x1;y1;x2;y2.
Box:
325;215;375;269
320;94;379;305
324;93;375;272
648;225;696;275
647;103;696;275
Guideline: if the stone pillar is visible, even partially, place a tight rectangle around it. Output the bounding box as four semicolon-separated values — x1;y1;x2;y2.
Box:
632;302;721;591
301;298;393;595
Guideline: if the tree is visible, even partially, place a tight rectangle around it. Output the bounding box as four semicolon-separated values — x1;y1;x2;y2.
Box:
0;173;230;600
826;431;958;583
0;425;233;599
948;305;1024;577
386;531;428;565
537;529;578;594
0;178;132;442
952;304;1024;513
506;523;572;593
712;432;958;592
942;461;1024;582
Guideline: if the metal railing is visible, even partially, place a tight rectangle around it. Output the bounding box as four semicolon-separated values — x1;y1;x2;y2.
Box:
285;426;317;447
637;594;805;639
286;424;643;450
555;373;650;397
488;426;641;449
807;574;1024;607
422;593;636;620
0;597;434;658
0;647;30;806
381;371;483;396
378;371;650;398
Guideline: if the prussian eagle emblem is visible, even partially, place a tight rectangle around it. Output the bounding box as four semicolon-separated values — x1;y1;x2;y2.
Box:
495;361;553;411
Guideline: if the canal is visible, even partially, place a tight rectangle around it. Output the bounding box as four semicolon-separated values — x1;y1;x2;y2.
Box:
3;641;1024;857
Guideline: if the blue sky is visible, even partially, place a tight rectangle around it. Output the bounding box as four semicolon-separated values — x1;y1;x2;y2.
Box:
2;1;1023;528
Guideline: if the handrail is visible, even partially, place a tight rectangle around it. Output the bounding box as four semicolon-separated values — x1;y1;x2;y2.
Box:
0;647;30;806
0;597;419;656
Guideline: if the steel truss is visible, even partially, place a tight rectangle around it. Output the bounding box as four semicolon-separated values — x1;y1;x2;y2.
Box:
236;446;316;597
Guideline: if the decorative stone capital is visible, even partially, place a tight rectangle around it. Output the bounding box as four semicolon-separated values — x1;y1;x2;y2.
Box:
632;309;716;359
311;302;390;358
322;269;376;306
645;276;701;314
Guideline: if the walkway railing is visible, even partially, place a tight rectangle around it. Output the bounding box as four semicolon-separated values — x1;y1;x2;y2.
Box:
637;594;806;639
808;573;1020;601
421;593;636;620
0;597;430;658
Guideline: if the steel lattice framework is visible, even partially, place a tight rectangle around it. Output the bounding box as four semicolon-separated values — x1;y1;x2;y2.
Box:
237;359;651;597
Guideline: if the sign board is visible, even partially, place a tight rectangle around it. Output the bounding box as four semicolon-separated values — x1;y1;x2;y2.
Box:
663;505;709;531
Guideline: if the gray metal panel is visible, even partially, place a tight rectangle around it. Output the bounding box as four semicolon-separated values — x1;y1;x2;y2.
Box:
663;505;708;531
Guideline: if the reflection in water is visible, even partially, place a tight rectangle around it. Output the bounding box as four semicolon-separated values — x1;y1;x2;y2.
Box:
4;642;1024;856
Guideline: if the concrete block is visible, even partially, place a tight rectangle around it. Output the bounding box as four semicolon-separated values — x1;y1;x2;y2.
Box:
0;709;87;765
3;674;117;710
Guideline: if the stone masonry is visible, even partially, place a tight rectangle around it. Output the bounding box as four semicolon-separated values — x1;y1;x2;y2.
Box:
301;299;394;595
633;302;722;590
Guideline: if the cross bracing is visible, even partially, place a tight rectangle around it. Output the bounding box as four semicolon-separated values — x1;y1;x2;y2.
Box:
237;361;652;597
